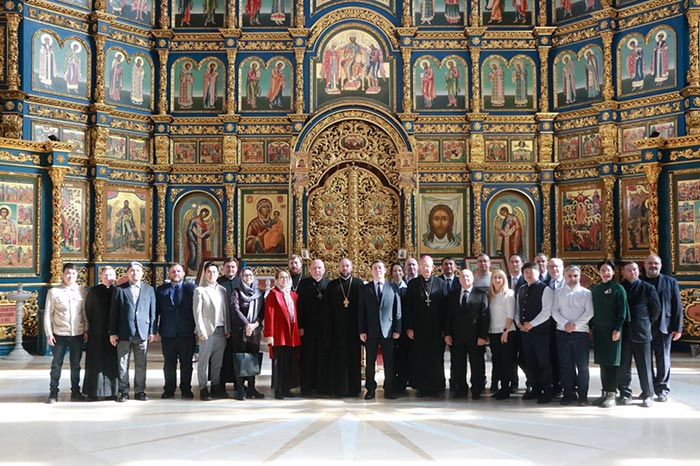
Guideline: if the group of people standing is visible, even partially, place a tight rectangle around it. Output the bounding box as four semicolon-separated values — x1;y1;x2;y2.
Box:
43;251;683;408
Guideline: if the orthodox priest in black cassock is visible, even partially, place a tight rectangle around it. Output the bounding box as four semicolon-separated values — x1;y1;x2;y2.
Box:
326;258;363;397
83;269;119;399
297;259;331;396
405;256;448;396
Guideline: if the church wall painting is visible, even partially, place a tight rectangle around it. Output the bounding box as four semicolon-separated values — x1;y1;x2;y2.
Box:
60;180;88;260
173;192;222;276
104;49;154;111
106;135;128;160
240;190;289;260
415;0;465;27
104;185;151;260
173;140;223;164
649;120;676;139
481;0;532;26
442;140;466;162
481;55;536;111
239;57;293;112
485;138;533;162
553;46;603;109
485;190;533;263
620;177;651;259
128;137;150;163
416;140;440;162
414;56;467;111
0;174;40;277
558;134;580;161
173;0;225;27
200;141;223;164
107;0;153;26
670;170;700;273
418;189;467;256
312;28;393;111
173;141;198;164
267;141;290;163
31;121;87;157
241;0;292;27
241;140;265;163
312;0;393;16
553;0;600;23
621;125;647;153
617;26;676;97
557;181;606;259
581;132;602;158
32;32;90;101
171;57;227;113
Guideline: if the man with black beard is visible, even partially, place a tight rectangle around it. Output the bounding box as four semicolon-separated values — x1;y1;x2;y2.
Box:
326;258;363;397
297;259;330;396
288;254;304;293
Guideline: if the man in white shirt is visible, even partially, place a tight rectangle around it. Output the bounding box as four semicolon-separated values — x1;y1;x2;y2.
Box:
44;263;88;403
551;265;594;406
193;261;231;400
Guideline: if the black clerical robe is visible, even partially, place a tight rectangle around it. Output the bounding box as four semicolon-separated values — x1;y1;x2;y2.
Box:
326;276;363;397
83;284;118;398
297;276;331;395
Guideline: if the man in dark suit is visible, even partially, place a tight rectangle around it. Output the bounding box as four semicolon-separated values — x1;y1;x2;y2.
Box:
444;268;490;399
643;254;684;402
156;263;196;399
217;257;240;394
359;260;402;400
619;261;661;407
109;261;157;402
508;253;527;393
439;257;461;293
217;257;241;296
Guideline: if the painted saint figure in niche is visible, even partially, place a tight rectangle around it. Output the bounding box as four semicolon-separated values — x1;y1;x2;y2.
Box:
180;0;192;26
418;0;435;24
420;61;436;108
204;0;217;26
268;61;286;109
245;0;262;25
627;39;645;91
271;0;285;25
185;207;212;274
39;35;57;89
488;62;505;107
584;50;600;98
245;198;285;254
322;43;341;94
512;61;528;107
586;0;595;11
114;200;140;250
423;204;460;250
651;32;669;86
562;56;576;104
367;44;385;93
0;207;18;245
64;42;82;94
179;62;194;109
246;62;261;109
131;57;145;105
485;0;502;23
513;0;527;23
561;0;572;18
445;60;460;108
110;0;124;14
132;0;148;21
202;62;219;109
340;36;363;91
444;0;460;24
494;204;522;257
108;53;124;101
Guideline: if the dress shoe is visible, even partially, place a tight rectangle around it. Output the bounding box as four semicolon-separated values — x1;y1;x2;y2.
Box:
384;391;397;400
471;392;481;400
70;391;86;402
274;389;284;400
521;391;538;400
616;396;632;406
416;390;428;398
453;389;468;398
211;389;230;399
181;391;194;399
283;390;294;398
560;396;573;406
200;388;212;401
46;392;58;404
537;394;552;404
135;392;149;401
494;389;511;400
161;392;175;399
86;395;99;402
116;393;129;402
247;388;265;399
656;393;668;402
642;397;653;408
578;397;589;406
364;390;376;400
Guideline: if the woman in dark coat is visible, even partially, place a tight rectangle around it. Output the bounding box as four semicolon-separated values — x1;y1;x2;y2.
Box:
264;269;301;399
230;267;265;400
82;266;119;400
591;259;630;408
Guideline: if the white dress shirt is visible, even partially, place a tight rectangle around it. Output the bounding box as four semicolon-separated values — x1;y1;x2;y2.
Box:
551;284;594;333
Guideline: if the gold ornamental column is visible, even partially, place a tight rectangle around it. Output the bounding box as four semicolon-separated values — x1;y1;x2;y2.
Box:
155;184;167;262
225;184;236;257
466;29;485;112
401;47;413;112
227;49;238;114
93;179;106;262
602;175;616;259
49;167;67;283
1;13;24;139
599;29;615;103
291;151;310;254
471;180;483;256
684;9;700;134
156;47;170;115
534;28;555;112
643;164;661;254
398;151;417;257
348;166;360;262
6;14;21;91
402;0;412;26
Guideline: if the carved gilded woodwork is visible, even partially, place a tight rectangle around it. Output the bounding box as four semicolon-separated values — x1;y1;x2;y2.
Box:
0;292;39;340
469;46;481;112
540;182;553;254
6;14;21;91
617;2;681;29
155;184;167;262
308;9;398;48
552;19;598;47
537;45;550;112
602;175;616;259
0;24;4;82
225;184;236;257
223;134;239;165
599;31;615;102
48;167;67;282
1;115;22;139
402;47;413;112
688;10;700;87
680;288;700;337
93;35;106;103
227;49;237;114
157;49;169;114
294;48;304;114
643;164;661;254
472;182;483;256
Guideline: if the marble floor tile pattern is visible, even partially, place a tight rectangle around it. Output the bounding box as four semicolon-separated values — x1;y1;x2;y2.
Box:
1;349;699;465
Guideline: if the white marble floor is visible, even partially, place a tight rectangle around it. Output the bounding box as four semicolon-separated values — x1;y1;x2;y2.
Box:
1;348;699;466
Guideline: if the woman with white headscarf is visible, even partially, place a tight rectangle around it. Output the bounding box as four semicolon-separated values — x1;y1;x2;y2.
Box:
264;269;301;399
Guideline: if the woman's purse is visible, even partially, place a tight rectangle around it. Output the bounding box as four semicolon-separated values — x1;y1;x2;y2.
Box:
233;352;262;377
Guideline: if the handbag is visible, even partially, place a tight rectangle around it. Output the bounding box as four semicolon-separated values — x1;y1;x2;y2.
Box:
233;352;262;377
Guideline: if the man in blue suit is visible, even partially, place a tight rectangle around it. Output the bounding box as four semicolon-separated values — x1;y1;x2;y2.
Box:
359;260;402;400
109;261;157;402
643;254;684;402
156;263;196;399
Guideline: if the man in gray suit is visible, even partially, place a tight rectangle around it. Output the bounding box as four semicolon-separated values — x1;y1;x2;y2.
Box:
109;261;157;402
359;260;402;400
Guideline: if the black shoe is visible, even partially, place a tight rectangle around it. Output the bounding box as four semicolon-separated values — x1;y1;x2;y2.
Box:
537;394;552;404
494;389;511;400
578;397;589;406
472;392;481;400
282;390;294;398
135;392;149;401
46;392;58;404
86;395;99;402
521;391;538;400
560;396;573;406
416;390;428;398
274;389;284;400
364;390;376;400
161;392;175;399
200;388;212;401
71;391;86;402
211;389;230;399
247;388;265;399
234;390;246;401
116;393;129;402
181;391;194;399
384;391;397;400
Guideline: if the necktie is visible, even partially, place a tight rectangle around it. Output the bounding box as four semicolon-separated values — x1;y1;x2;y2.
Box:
550;280;556;290
511;277;517;289
173;285;181;306
377;282;383;302
461;290;469;306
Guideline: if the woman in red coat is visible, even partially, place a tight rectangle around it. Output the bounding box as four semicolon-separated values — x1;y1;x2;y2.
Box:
264;269;301;399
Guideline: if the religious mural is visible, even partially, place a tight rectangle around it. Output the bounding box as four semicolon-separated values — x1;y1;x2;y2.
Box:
107;0;153;26
617;26;676;97
554;46;603;109
171;57;226;112
173;140;223;164
485;138;534;162
553;0;600;23
312;28;393;111
32;32;90;101
414;56;467;111
241;0;292;27
60;181;88;259
174;192;221;276
0;174;39;276
239;57;293;112
104;49;153;111
312;0;393;15
620;178;651;258
172;0;225;27
672;172;700;272
558;182;605;258
415;0;465;26
481;55;535;110
104;185;151;260
418;190;467;256
481;0;531;25
486;191;533;262
240;191;289;259
31;122;87;157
